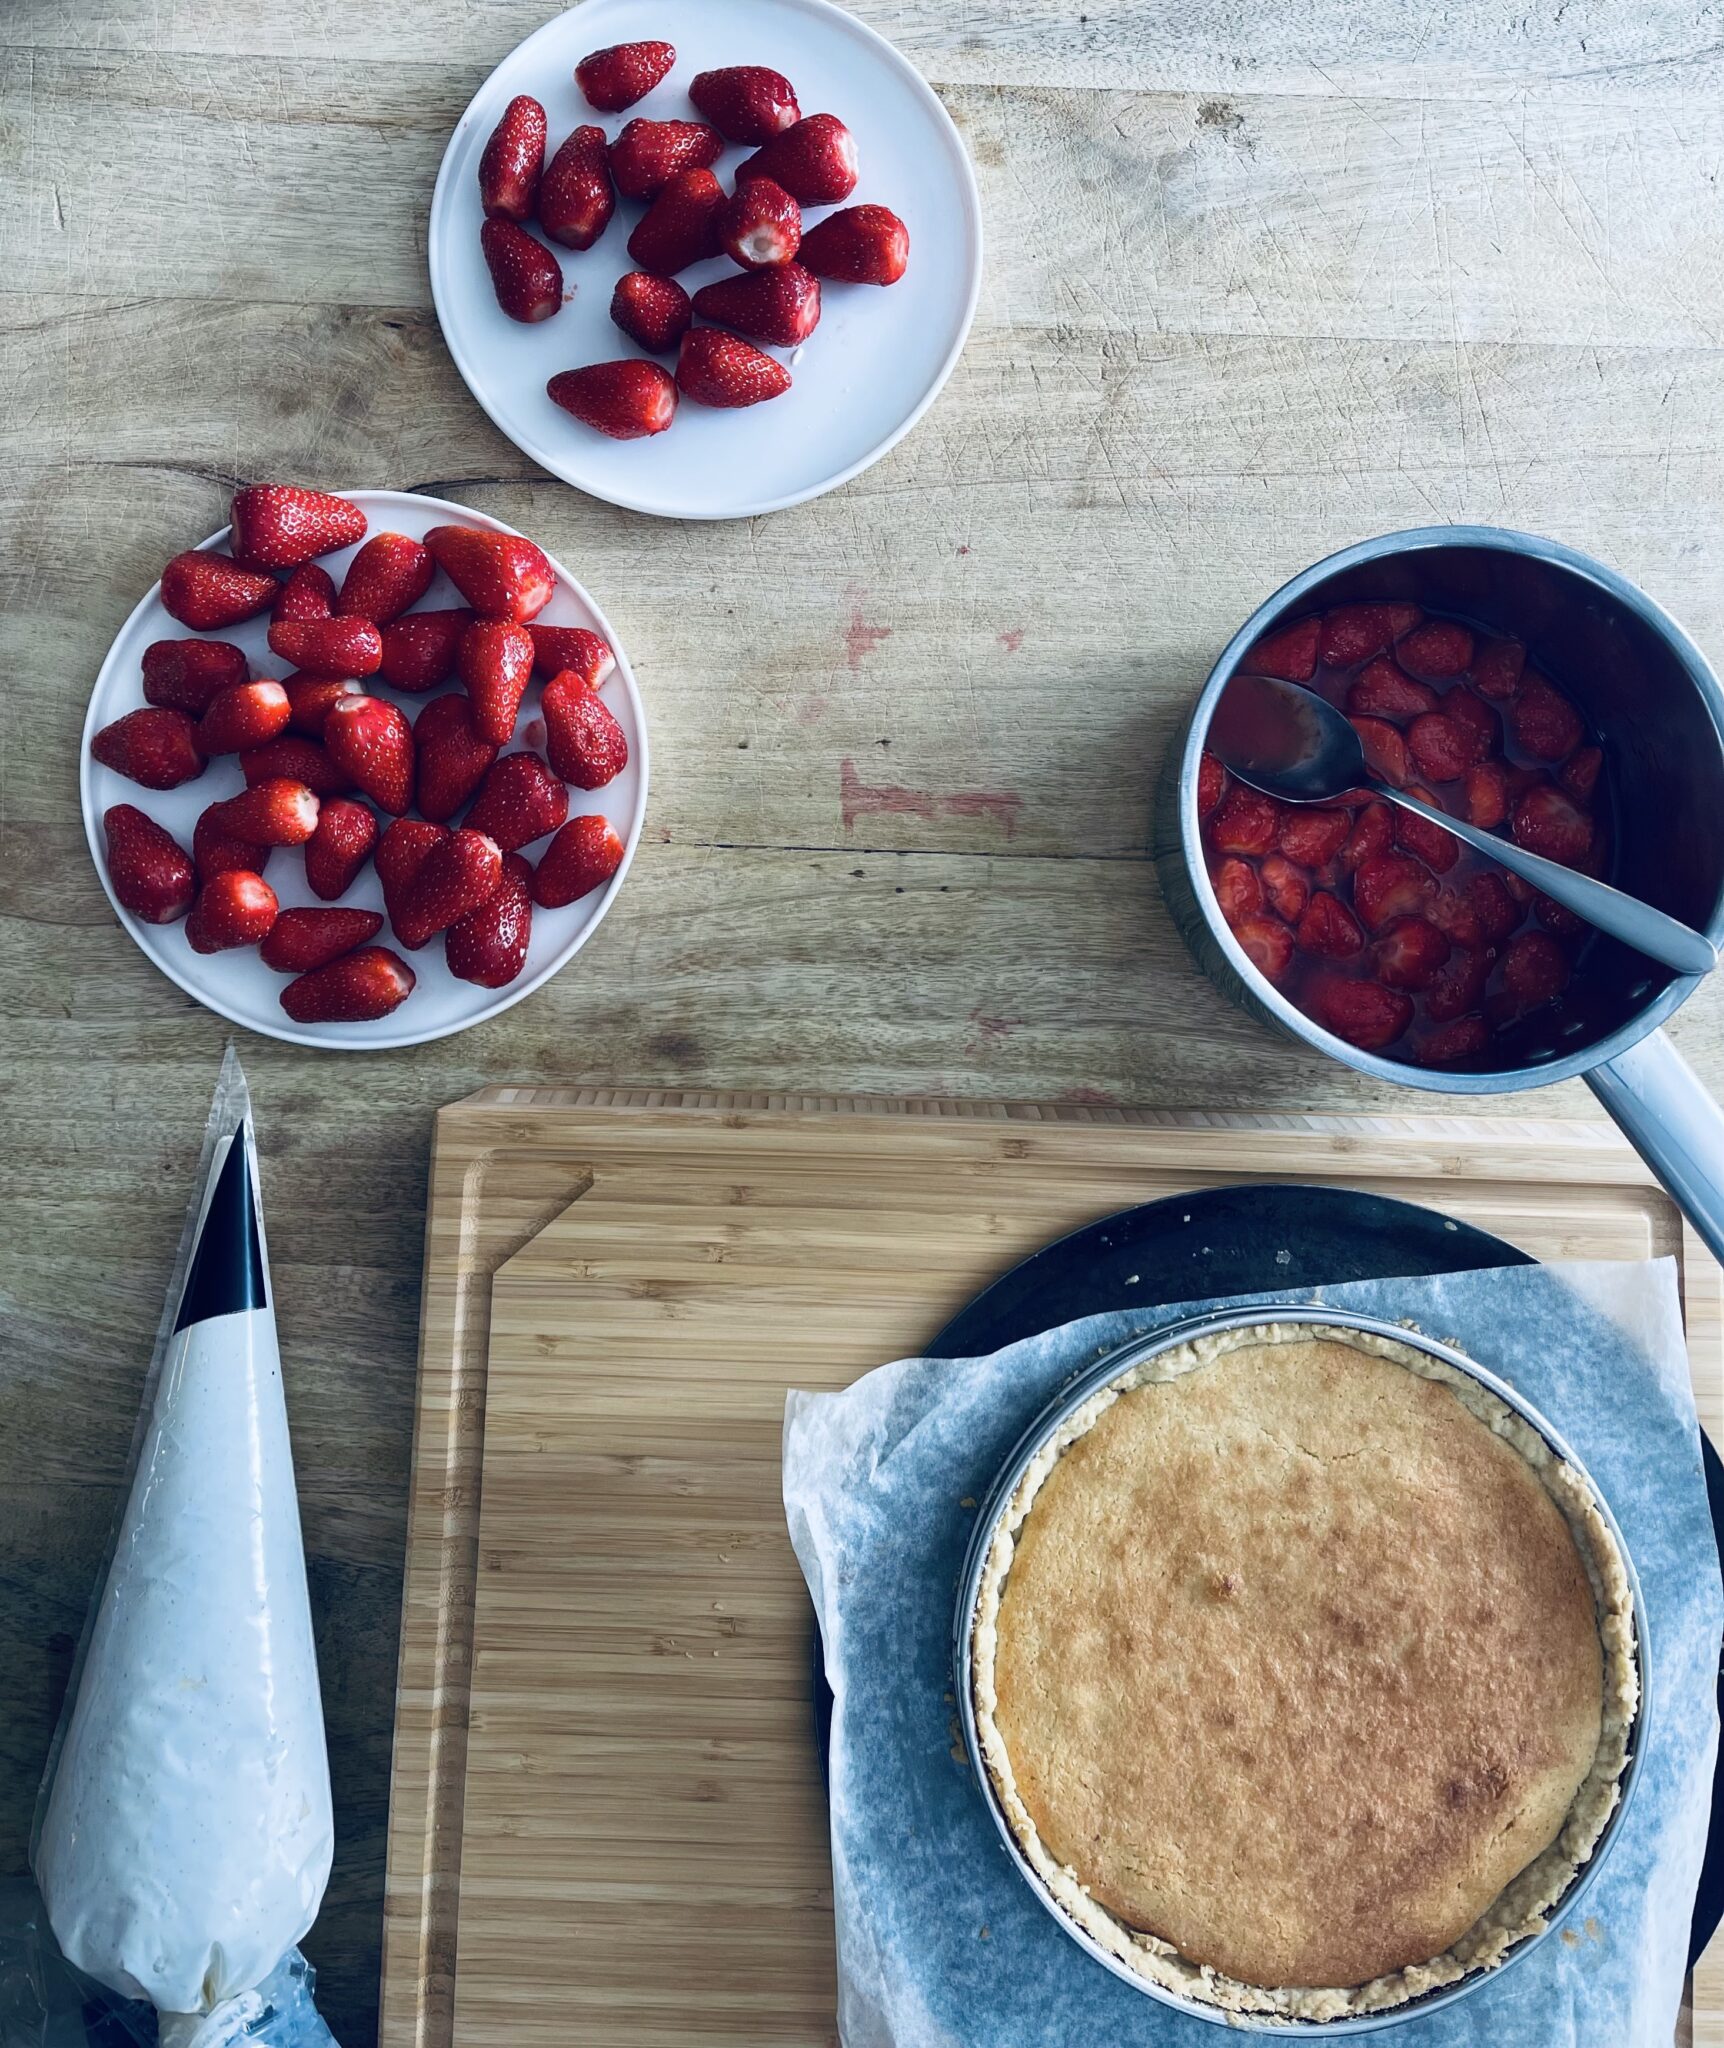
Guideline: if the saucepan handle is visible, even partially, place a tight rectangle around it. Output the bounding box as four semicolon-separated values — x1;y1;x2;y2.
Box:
1586;1028;1724;1266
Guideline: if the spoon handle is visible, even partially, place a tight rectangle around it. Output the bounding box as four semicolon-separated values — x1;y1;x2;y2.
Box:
1378;786;1719;978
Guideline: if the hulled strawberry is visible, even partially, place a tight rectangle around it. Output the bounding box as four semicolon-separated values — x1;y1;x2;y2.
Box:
608;117;723;200
717;177;800;269
229;485;366;571
413;693;500;823
542;673;629;788
91;706;207;790
478;94;547;222
282;673;362;736
575;39;675;113
737;113;857;205
446;853;535;988
533;815;624;908
798;204;909;285
458;619;536;744
192;802;272;883
160;550;278;631
268;615;383;678
185;869;279;954
272;561;336;624
103;805;196;923
528;625;615;687
627;168;725;276
260;906;385;973
675;328;792;408
376;818;449;931
209;777;321;847
304;797;379;900
393;828;505;950
692;262;820;345
379;608;474;692
424;525;556;624
198;680;292;754
689;65;800;144
281;947;416;1024
323;694;415;814
141;638;249;715
610;271;693;352
464;751;569;851
240;735;353;797
538;125;615;251
547;359;678;440
337;532;435;624
481;219;565;324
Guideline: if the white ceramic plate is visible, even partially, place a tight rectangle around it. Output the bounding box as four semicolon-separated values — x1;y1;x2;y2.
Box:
80;489;649;1051
428;0;983;519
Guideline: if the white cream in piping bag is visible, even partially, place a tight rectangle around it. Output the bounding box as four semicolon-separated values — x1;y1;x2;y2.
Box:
35;1125;333;2024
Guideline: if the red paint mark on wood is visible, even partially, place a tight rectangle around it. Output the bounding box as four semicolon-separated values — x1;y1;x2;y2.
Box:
1057;1085;1119;1107
844;602;893;669
796;695;830;724
839;759;1022;837
957;545;971;556
997;627;1024;653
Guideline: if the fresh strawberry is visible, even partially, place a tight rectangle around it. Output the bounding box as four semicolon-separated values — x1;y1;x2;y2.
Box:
240;734;352;797
478;94;546;222
797;204;909;285
1441;687;1499;764
1463;760;1511;828
480;219;565;324
1212;856;1261;925
379;608;474;692
446;853;535;988
465;751;569;850
1397;620;1474;680
1259;852;1309;924
394;828;504;949
542;673;629;788
1339;801;1393;872
610;271;693;352
1509;673;1584;762
1346;659;1436;725
424;525;555;624
281;946;416;1024
376;818;449;930
533;814;625;908
1197;750;1228;817
1472;637;1526;700
675;327;793;407
260;906;384;973
1208;785;1280;857
304;797;378;899
282;672;362;736
1499;930;1571;1007
1412;1015;1490;1066
1424;944;1494;1022
1350;715;1409;787
272;562;336;625
1276;805;1348;866
1294;890;1364;959
160;550;278;631
323;694;415;814
229;485;366;571
1232;912;1295;984
268;616;383;678
1392;788;1459;873
193;803;272;883
608;118;723;200
1560;745;1603;803
1371;915;1450;991
737;113;858;206
689;65;800;143
199;680;292;754
458;619;536;745
91;706;206;790
692;262;820;345
186;869;278;954
529;624;616;687
538;125;615;250
548;359;678;440
141;638;249;714
575;40;675;113
336;532;434;624
103;805;195;923
1512;782;1592;866
1316;602;1421;669
1468;872;1520;943
1244;617;1320;683
413;693;500;822
1352;851;1437;932
627;168;726;275
717;177;801;270
210;777;320;847
1310;974;1412;1051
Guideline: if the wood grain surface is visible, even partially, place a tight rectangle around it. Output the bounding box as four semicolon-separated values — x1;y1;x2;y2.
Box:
3;1;1724;2043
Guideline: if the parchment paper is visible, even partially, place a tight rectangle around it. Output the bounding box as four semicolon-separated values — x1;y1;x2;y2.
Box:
784;1259;1722;2047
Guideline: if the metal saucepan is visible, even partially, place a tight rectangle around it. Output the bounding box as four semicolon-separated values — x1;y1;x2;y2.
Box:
1155;526;1724;1262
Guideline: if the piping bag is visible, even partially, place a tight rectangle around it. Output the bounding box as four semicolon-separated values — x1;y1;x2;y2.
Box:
27;1050;338;2048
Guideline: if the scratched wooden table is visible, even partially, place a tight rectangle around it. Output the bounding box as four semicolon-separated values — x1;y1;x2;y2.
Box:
3;3;1724;2043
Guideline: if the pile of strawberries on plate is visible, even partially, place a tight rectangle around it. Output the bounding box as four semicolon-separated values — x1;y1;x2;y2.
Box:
477;39;909;433
92;485;628;1026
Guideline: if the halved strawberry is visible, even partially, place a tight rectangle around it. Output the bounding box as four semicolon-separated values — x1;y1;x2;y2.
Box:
479;94;547;222
1412;1015;1490;1066
1295;890;1365;960
1462;759;1511;828
575;40;675;113
689;65;800;143
1259;852;1309;924
1499;930;1571;1008
797;204;909;285
337;533;434;624
1396;620;1474;679
282;673;362;736
394;828;504;950
547;359;679;439
538;123;615;251
424;525;556;623
532;815;625;908
323;694;414;815
1346;659;1436;725
1276;805;1348;866
608;117;723;200
210;777;320;847
1559;745;1603;803
1197;751;1228;818
281;946;416;1024
376;818;449;931
675;328;792;408
1371;915;1450;991
692;261;820;345
1467;871;1520;943
1511;782;1592;867
199;680;292;754
1509;673;1584;761
1426;886;1483;948
1339;801;1393;872
482;219;564;324
260;906;384;974
1392;788;1459;873
1349;716;1409;787
610;271;693;352
1424;944;1494;1022
379;608;475;692
1310;974;1412;1050
160;550;278;631
242;735;351;796
1244;616;1320;683
414;694;501;823
446;853;535;989
1352;851;1437;932
1317;602;1421;669
1232;912;1295;984
186;869;279;954
272;562;336;625
717;177;801;270
1472;637;1526;701
103;805;195;923
91;706;206;789
542;673;629;788
737;113;858;205
1406;712;1469;782
1212;855;1261;925
464;752;569;851
229;485;366;571
141;638;249;715
304;797;378;900
268;616;383;678
458;619;536;745
193;802;272;883
1208;785;1280;857
1442;687;1499;765
627;168;726;276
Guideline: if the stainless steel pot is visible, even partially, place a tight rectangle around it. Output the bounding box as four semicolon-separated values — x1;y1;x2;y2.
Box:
952;1305;1648;2035
1154;527;1724;1261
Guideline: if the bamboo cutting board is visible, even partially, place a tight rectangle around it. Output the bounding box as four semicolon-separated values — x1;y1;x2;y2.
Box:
381;1090;1724;2048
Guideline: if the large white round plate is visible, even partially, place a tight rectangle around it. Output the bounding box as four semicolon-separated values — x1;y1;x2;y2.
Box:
80;490;649;1052
429;0;982;519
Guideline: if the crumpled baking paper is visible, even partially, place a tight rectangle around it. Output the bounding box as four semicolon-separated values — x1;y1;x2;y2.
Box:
784;1259;1721;2047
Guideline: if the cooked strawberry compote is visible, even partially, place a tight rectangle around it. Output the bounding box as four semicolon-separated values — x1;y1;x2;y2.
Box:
1199;600;1606;1065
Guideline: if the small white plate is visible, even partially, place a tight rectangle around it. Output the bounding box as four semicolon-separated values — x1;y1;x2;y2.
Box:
79;489;649;1052
428;0;982;519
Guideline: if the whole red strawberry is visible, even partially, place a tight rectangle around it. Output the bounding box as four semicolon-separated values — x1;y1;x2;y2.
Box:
272;562;336;625
337;533;435;624
458;619;536;745
547;360;678;440
103;805;195;923
240;734;353;797
481;219;565;324
210;778;321;847
186;870;279;954
229;485;367;571
304;797;379;899
692;263;819;346
798;204;909;285
528;625;615;687
424;525;556;623
192;802;272;883
268;616;384;678
627;168;725;276
542;674;629;789
199;680;292;754
281;947;416;1024
379;608;474;691
91;706;207;790
576;40;675;112
160;550;278;631
414;693;499;823
538;125;615;251
282;673;362;736
376;818;449;930
608;117;722;200
323;694;415;814
533;815;624;908
717;177;800;270
394;828;504;950
675;328;793;408
478;94;546;222
464;752;569;851
610;272;693;353
738;114;857;206
447;853;535;989
689;65;800;144
260;906;385;974
141;638;248;715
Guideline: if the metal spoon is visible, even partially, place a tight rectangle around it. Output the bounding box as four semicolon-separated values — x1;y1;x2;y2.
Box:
1209;671;1718;977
